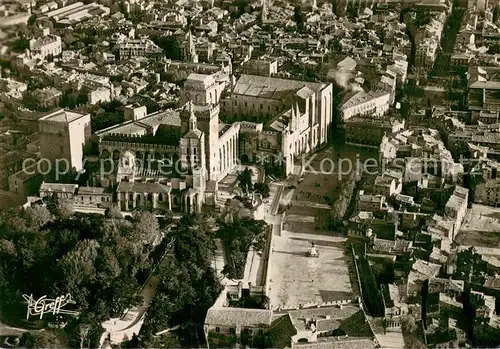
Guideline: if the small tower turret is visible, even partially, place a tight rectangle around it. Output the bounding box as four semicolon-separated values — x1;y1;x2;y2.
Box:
189;100;197;131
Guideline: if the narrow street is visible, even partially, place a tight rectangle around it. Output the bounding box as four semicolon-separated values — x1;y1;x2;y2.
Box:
429;5;465;77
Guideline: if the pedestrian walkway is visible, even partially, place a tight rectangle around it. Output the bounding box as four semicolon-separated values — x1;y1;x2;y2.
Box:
374;331;405;349
271;185;284;215
100;239;175;346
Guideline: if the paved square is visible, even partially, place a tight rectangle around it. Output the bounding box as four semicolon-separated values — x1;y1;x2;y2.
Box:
267;145;371;309
268;233;354;309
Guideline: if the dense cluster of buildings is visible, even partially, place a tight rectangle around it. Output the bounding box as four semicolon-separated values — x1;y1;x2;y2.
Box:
4;0;500;347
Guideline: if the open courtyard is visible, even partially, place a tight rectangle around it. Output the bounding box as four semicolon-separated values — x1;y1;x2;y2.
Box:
268;232;354;309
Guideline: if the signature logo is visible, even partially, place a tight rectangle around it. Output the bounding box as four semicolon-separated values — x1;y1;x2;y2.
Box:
22;294;79;320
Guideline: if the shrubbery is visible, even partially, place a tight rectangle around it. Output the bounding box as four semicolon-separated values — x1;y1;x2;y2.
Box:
218;218;269;279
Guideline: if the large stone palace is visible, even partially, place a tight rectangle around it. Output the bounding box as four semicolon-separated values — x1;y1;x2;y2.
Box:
92;69;333;213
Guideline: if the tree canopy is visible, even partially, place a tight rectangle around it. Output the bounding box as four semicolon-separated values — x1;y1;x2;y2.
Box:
254;182;270;198
1;199;269;348
237;167;253;195
140;214;222;347
294;6;305;30
0;206;163;347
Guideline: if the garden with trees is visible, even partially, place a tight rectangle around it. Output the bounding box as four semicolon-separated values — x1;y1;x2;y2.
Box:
138;214;223;347
90;100;125;133
0;201;163;348
0;193;272;348
218;217;269;280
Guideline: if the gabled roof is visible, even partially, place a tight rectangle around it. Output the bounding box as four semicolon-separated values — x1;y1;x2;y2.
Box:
40;182;78;193
341;90;389;110
184;128;203;139
296;86;315;99
469;80;500;89
287;305;360;322
337;56;357;71
292;338;377;349
265;314;296;348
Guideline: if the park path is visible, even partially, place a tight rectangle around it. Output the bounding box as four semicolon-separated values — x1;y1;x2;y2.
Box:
100;239;174;346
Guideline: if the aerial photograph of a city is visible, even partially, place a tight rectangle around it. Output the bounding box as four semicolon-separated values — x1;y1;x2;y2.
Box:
1;0;500;348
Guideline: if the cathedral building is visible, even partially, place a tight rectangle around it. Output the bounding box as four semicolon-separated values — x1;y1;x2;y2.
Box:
95;100;210;214
92;70;333;213
221;74;333;175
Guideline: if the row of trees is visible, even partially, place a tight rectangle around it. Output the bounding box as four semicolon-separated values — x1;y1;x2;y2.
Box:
329;172;357;228
237;167;270;198
218;217;269;279
138;214;223;347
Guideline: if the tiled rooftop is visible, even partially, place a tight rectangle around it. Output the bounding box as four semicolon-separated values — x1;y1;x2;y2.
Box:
233;74;325;100
40;182;78;193
205;308;273;327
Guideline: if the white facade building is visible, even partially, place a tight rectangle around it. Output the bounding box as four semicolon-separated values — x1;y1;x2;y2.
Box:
341;90;391;121
29;35;62;61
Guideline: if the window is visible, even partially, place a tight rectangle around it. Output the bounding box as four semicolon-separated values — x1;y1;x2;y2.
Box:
89;197;92;201
258;329;264;336
230;327;236;334
101;197;105;202
215;327;220;333
129;194;133;201
245;102;248;107
260;104;263;109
